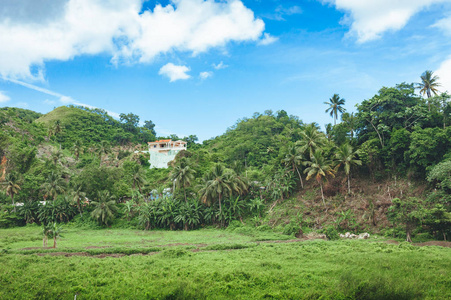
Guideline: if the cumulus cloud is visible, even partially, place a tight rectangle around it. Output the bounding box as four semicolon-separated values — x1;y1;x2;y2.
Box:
200;71;213;80
323;0;446;42
0;0;265;80
258;33;278;46
0;91;10;103
436;57;451;94
159;63;191;82
212;61;228;70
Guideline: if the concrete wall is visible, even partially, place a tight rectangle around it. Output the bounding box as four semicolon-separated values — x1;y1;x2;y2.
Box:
149;149;180;169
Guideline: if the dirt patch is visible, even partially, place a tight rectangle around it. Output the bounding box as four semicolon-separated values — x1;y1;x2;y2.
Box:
384;240;400;245
36;252;90;257
255;239;305;244
21;247;54;250
414;241;451;248
156;243;207;248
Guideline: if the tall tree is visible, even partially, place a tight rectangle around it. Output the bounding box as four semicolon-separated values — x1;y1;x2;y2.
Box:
198;164;244;223
296;124;326;158
283;144;304;188
73;140;83;161
71;183;86;218
170;158;196;203
335;144;362;194
6;173;21;212
324;94;346;125
143;120;156;136
303;150;335;207
41;171;66;201
97;140;111;163
91;190;117;226
418;70;441;111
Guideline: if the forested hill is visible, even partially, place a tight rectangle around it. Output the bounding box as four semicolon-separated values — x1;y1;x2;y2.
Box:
0;81;450;241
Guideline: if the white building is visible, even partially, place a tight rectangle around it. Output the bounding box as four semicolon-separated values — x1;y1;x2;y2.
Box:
147;139;187;168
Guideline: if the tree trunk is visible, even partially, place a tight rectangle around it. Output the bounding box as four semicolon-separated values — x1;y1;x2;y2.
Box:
219;194;223;227
53;236;57;248
11;195;16;213
320;183;326;208
295;167;304;188
184;188;187;203
347;174;351;194
406;223;412;243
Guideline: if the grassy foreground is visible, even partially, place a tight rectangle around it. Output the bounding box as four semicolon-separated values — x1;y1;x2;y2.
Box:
1;226;450;299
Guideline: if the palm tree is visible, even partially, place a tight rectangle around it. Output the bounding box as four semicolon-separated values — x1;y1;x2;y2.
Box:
91;190;117;226
41;171;66;201
303;150;335;207
49;223;64;248
51;148;63;165
73;140;83;161
283;144;304;188
132;168;146;193
198;164;243;224
71;183;86;218
296;124;327;158
341;112;357;140
97;140;111;163
324;94;346;125
170;158;196;203
418;70;441;111
6;173;21;212
335;144;362;194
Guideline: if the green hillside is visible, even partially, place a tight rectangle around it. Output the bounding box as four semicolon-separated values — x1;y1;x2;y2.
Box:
0;82;450;243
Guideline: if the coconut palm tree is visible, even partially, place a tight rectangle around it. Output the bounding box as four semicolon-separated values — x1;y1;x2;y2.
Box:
91;190;117;226
71;183;86;218
198;164;243;224
335;144;362;194
49;222;64;248
73;140;83;161
418;70;441;111
6;173;21;212
51;148;63;166
324;94;346;125
41;171;66;201
97;140;111;163
296;124;327;158
283;144;304;188
303;150;335;207
170;158;196;203
132;168;146;193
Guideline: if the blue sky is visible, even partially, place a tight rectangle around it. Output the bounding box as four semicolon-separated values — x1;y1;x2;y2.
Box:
1;0;451;141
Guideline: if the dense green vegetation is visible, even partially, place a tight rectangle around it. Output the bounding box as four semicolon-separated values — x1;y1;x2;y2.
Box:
0;72;450;241
0;226;450;299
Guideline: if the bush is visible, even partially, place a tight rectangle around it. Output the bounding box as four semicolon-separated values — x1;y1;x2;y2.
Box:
323;225;339;240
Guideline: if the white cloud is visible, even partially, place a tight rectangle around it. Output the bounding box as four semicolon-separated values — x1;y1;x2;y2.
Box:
0;0;265;80
212;61;228;70
43;99;56;105
436;57;451;94
258;33;278;46
3;78;120;118
0;91;10;103
323;0;446;43
159;63;191;82
200;71;213;80
433;15;451;34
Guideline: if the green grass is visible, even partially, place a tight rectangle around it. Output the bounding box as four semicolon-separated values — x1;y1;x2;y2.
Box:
1;226;450;299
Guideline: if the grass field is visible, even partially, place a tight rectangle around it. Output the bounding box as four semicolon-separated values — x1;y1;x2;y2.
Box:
1;225;450;299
